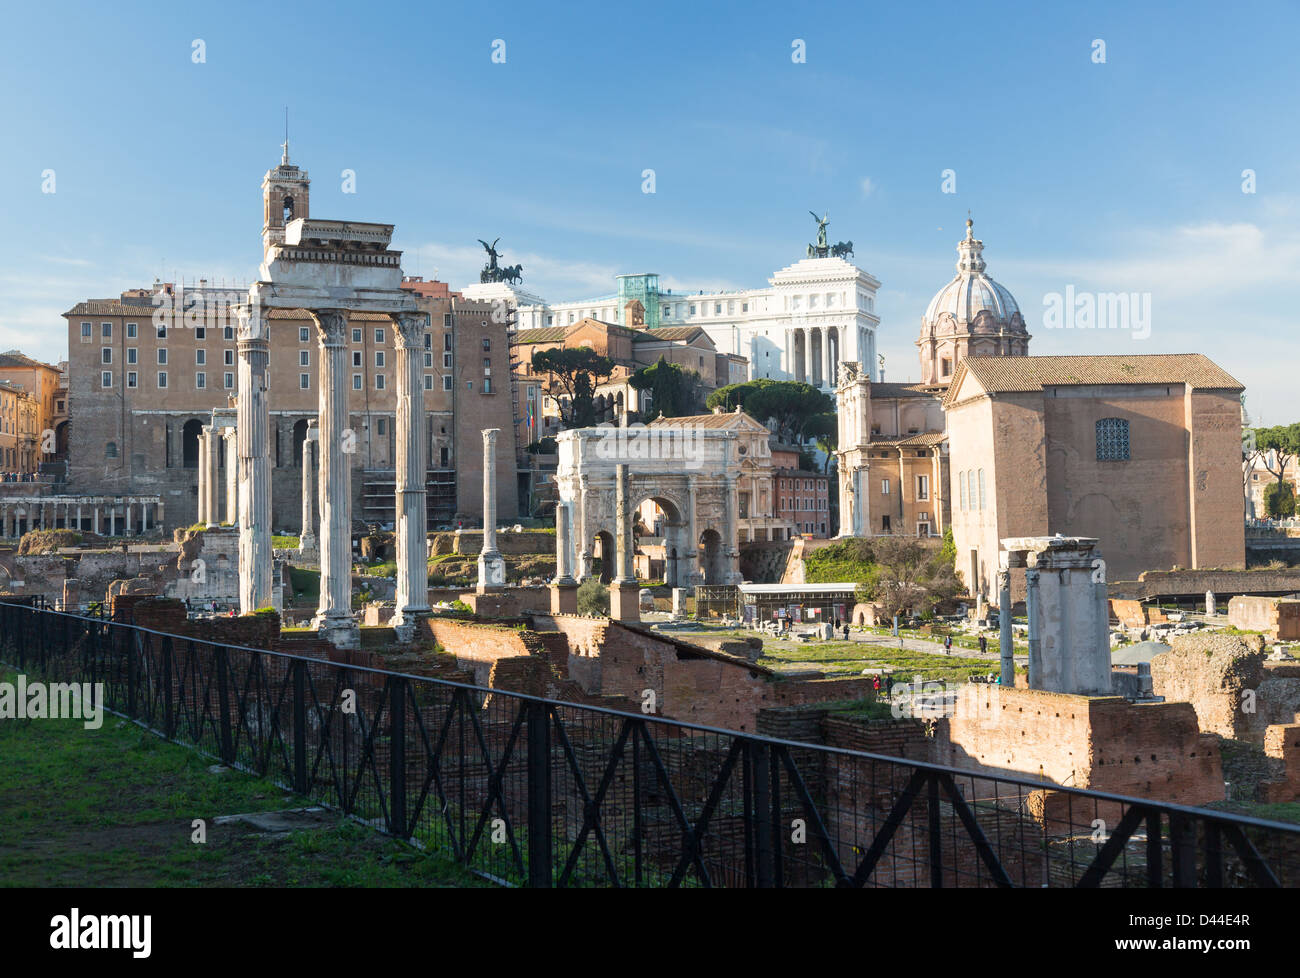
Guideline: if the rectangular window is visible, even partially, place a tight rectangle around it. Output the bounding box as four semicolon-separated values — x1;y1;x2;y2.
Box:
196;349;206;365
352;350;362;367
352;373;362;390
157;372;168;389
443;314;451;329
423;352;433;368
442;375;452;391
127;348;138;365
978;469;987;510
126;322;137;338
375;375;386;390
374;328;384;344
1096;418;1131;461
224;372;234;389
195;372;206;389
483;357;491;373
467;381;474;391
299;350;309;367
101;371;113;388
881;478;890;495
157;323;166;339
424;374;434;391
81;322;92;338
917;475;929;501
224;326;234;341
352;328;362;344
299;373;310;389
299;326;310;342
443;352;452;368
377;418;387;436
127;372;138;389
375;351;385;368
483;377;493;393
101;322;112;338
424;333;432;350
224;349;233;366
959;471;967;511
443;333;452;351
482;337;491;352
101;347;112;364
195;326;205;340
157;349;168;365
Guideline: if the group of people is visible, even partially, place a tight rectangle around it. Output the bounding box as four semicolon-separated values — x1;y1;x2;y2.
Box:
0;471;38;483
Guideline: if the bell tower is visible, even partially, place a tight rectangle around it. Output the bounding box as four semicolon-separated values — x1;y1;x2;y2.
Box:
261;138;310;257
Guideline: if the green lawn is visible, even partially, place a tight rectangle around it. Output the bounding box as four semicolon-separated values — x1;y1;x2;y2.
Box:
0;673;484;887
758;640;995;685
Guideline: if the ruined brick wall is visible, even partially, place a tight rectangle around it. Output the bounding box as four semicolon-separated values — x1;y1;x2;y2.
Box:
462;587;551;618
1146;633;1300;743
1228;596;1300;640
932;685;1224;807
424;618;549;688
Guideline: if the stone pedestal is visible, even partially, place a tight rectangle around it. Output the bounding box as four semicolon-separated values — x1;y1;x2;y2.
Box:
610;583;641;623
477;428;507;592
550;582;578;614
1002;535;1111;696
671;587;688;619
311;309;358;648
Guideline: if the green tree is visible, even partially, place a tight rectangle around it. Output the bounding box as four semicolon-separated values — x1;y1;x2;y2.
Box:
1255;424;1300;489
1264;481;1297;518
857;535;963;621
531;347;616;429
629;357;704;419
706;379;833;443
801;412;838;470
576;576;610;617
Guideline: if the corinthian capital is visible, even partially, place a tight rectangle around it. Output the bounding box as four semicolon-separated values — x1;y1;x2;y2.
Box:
393;311;428;349
311;309;349;345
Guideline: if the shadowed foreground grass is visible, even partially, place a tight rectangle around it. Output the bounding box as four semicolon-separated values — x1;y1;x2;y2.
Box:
0;673;485;887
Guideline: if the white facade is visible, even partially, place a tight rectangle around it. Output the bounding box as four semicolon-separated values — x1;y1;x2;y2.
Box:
507;255;881;390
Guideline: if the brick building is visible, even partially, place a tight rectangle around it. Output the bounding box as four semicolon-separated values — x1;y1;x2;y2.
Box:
771;445;831;538
0;352;61;475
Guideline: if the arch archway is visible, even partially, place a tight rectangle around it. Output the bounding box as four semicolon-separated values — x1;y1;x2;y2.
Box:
292;418;309;466
593;530;615;583
699;528;725;583
632;494;686;586
182;419;203;468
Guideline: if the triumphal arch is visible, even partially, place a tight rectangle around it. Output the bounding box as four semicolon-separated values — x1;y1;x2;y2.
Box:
552;424;743;589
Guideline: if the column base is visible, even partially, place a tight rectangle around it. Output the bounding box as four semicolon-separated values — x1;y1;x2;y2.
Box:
477;550;506;593
609;582;641;623
550;580;578;615
389;607;430;644
313;613;360;650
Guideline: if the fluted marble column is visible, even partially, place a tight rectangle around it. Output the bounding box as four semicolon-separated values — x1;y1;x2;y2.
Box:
237;306;274;613
223;428;238;525
392;312;430;631
609;463;640;621
201;425;219;527
311;309;358;646
476;428;506;592
298;419;318;556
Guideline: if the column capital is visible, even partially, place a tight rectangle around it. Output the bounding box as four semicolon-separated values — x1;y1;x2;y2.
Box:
392;310;428;349
311;308;349;345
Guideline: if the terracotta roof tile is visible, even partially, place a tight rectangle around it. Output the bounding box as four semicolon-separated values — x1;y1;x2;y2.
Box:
946;354;1243;405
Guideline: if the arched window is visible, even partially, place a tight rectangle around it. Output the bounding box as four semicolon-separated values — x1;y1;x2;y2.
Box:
283;194;294;223
293;418;309;466
1096;418;1130;461
105;441;118;458
182;419;202;468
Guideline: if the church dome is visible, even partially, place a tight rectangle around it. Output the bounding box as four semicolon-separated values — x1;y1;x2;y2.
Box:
923;220;1021;328
916;219;1029;385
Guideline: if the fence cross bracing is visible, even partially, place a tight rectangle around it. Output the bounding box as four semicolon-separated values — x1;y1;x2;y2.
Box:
2;598;1298;888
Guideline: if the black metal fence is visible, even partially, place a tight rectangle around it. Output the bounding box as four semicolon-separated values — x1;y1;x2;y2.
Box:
3;598;1298;888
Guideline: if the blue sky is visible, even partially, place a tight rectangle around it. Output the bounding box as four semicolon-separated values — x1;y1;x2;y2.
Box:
1;0;1297;420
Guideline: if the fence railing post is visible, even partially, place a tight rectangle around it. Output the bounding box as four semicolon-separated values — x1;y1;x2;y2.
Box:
526;699;552;887
293;659;308;795
752;738;774;888
216;644;234;766
388;677;407;839
161;635;174;739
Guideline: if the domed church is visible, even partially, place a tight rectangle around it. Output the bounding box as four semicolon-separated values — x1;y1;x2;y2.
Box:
836;219;1245;605
917;219;1029;386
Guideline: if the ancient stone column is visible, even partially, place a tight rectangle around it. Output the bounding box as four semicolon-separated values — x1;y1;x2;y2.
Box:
723;469;740;584
476;428;506;592
237;305;274;613
997;565;1014;686
1024;565;1041;690
311;309;358;647
685;475;699;585
202;425;220;527
298;419;318;557
223;427;238;525
609;463;640;622
391;311;430;634
551;501;578;614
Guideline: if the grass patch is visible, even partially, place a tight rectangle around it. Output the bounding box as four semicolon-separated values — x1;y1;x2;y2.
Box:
0;671;482;887
273;534;300;549
759;640;993;685
289;566;320;604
